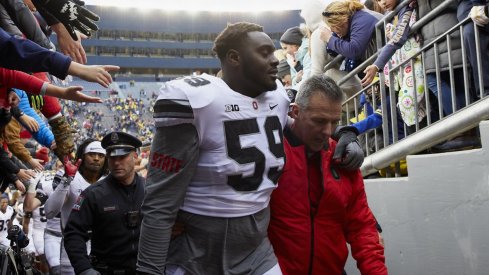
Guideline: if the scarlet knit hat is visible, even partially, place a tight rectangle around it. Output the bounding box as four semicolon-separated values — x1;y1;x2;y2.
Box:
35;147;50;164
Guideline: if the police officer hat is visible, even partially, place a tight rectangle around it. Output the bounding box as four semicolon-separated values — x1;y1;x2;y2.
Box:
101;131;142;157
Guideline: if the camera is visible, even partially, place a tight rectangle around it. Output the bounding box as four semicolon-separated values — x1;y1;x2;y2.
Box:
7;225;29;249
1;225;40;274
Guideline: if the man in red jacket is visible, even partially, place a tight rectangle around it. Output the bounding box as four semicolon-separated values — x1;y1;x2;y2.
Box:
269;74;387;275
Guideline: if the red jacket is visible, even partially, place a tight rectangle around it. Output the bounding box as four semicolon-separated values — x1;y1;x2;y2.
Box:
0;67;45;108
269;129;387;275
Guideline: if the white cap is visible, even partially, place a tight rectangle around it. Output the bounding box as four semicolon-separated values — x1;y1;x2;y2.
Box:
84;141;106;155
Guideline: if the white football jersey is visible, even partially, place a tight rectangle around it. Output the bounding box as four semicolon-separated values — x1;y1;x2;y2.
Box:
155;74;289;217
0;205;15;246
60;171;93;228
36;170;62;233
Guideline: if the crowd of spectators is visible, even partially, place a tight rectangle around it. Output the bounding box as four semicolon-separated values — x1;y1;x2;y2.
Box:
1;0;489;273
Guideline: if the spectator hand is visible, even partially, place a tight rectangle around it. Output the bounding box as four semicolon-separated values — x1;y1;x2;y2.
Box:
286;53;297;68
33;0;99;40
332;126;364;170
63;156;81;177
19;114;40;132
362;65;379;87
52;23;88;64
469;5;489;26
319;25;333;43
17;169;36;182
68;63;120;88
15;180;26;193
28;158;45;172
58;86;103;103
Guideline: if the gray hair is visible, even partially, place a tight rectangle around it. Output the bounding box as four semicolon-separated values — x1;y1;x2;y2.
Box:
295;75;343;109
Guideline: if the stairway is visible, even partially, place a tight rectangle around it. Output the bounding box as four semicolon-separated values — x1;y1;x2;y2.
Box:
345;121;489;274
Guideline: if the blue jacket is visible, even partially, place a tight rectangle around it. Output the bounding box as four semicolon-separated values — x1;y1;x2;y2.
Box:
0;28;71;79
14;89;54;147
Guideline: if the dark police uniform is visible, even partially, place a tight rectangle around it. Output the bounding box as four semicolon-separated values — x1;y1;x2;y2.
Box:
63;132;144;275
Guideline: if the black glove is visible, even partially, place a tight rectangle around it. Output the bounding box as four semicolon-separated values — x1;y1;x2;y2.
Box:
32;0;99;40
332;125;364;170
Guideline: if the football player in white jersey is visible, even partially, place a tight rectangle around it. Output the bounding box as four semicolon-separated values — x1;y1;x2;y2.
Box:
44;139;107;275
23;169;63;274
137;22;363;275
0;195;19;247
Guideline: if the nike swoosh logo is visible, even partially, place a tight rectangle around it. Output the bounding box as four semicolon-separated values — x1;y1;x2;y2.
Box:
269;104;278;110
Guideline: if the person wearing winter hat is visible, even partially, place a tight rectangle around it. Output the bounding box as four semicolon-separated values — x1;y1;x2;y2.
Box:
280;26;304;52
277;59;292;87
280;26;308;87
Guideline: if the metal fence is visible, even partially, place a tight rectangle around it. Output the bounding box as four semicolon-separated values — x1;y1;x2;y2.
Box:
325;0;489;176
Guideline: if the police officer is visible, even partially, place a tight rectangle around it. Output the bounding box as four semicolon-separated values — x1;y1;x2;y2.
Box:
63;132;145;275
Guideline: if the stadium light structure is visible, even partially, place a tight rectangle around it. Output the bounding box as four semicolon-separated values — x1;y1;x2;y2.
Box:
84;0;302;12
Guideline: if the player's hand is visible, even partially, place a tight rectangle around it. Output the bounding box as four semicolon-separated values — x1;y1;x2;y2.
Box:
64;156;81;177
332;126;364;170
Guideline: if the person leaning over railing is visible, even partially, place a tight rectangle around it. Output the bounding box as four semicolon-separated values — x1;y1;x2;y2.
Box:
320;0;383;78
362;0;428;135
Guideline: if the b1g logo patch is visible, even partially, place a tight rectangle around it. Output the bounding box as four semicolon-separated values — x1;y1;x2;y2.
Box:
72;195;85;211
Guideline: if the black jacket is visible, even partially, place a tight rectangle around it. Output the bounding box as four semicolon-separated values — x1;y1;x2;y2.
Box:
63;173;145;274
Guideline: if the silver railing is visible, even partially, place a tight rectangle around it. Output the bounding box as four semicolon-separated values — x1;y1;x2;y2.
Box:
325;1;489;176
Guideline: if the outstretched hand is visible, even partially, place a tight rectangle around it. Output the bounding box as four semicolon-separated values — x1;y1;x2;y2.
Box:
63;156;81;177
68;63;120;88
33;0;99;41
57;86;103;103
362;65;379;87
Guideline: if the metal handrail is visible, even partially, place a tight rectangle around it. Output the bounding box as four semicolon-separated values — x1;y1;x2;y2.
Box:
322;1;489;176
361;97;489;176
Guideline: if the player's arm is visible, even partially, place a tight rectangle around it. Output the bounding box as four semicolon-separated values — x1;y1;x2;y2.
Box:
43;172;70;219
63;189;95;274
137;96;200;274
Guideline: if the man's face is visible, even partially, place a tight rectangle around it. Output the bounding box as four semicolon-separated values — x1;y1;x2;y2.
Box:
83;152;105;174
240;31;279;93
108;151;136;181
0;198;8;213
291;92;342;152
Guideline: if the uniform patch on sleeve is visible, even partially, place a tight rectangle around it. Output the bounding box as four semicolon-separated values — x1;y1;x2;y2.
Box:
72;195;85;211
